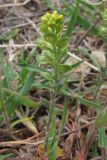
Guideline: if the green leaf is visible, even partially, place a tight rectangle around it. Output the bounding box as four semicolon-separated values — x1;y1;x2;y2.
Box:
10;117;32;128
0;154;13;160
98;127;107;149
19;64;47;72
0;54;11;88
0;100;3;111
40;71;54;81
58;99;67;136
32;81;53;91
77;16;98;34
37;37;53;52
0;28;19;41
96;108;107;127
59;48;68;60
57;37;69;48
58;61;83;74
64;0;81;37
63;1;98;35
6;72;35;114
59;86;71;96
77;96;101;109
45;33;57;43
3;88;42;109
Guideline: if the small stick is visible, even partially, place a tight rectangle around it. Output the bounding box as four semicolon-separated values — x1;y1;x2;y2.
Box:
26;18;40;34
61;121;94;137
0;121;94;147
0;44;99;71
0;0;30;8
0;44;36;48
85;0;106;5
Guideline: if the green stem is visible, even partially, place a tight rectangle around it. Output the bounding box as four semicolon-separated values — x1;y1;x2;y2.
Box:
45;65;58;159
45;91;56;153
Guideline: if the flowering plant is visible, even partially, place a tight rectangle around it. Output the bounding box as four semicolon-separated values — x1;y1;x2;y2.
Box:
37;11;82;160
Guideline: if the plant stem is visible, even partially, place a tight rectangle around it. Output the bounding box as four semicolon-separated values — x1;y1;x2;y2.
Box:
45;90;56;153
45;63;59;158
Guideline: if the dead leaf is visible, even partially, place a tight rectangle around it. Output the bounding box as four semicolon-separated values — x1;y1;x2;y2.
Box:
64;121;76;157
84;36;106;66
37;144;63;159
76;150;84;160
99;85;107;96
83;125;97;159
91;49;106;66
37;144;45;158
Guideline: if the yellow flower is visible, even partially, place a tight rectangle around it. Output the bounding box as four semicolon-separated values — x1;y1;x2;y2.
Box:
41;16;47;21
58;15;63;20
46;12;50;16
39;11;64;44
37;144;63;158
57;146;63;157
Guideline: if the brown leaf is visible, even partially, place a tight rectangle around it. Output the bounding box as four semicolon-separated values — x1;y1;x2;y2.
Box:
82;125;97;159
64;121;76;157
76;150;84;160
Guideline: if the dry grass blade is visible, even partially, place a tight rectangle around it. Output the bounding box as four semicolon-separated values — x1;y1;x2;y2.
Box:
15;109;38;134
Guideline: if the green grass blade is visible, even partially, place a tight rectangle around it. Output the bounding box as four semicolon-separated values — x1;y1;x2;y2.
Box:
98;127;107;150
64;0;81;37
3;88;42;109
96;108;107;127
58;99;67;137
77;96;101;109
0;154;13;160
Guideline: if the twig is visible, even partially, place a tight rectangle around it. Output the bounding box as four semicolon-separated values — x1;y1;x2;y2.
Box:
0;43;99;71
0;139;44;147
61;120;94;137
86;0;106;5
0;129;19;140
26;18;40;34
0;121;94;147
0;0;30;8
0;44;36;48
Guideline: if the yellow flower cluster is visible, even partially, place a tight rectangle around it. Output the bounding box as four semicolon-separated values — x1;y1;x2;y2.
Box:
41;11;63;22
39;11;64;35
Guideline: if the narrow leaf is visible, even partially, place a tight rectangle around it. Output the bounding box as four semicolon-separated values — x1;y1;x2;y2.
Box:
3;88;42;109
77;96;101;109
96;108;107;127
58;61;83;74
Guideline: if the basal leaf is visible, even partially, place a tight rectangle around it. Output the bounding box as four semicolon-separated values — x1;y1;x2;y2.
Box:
3;88;42;109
